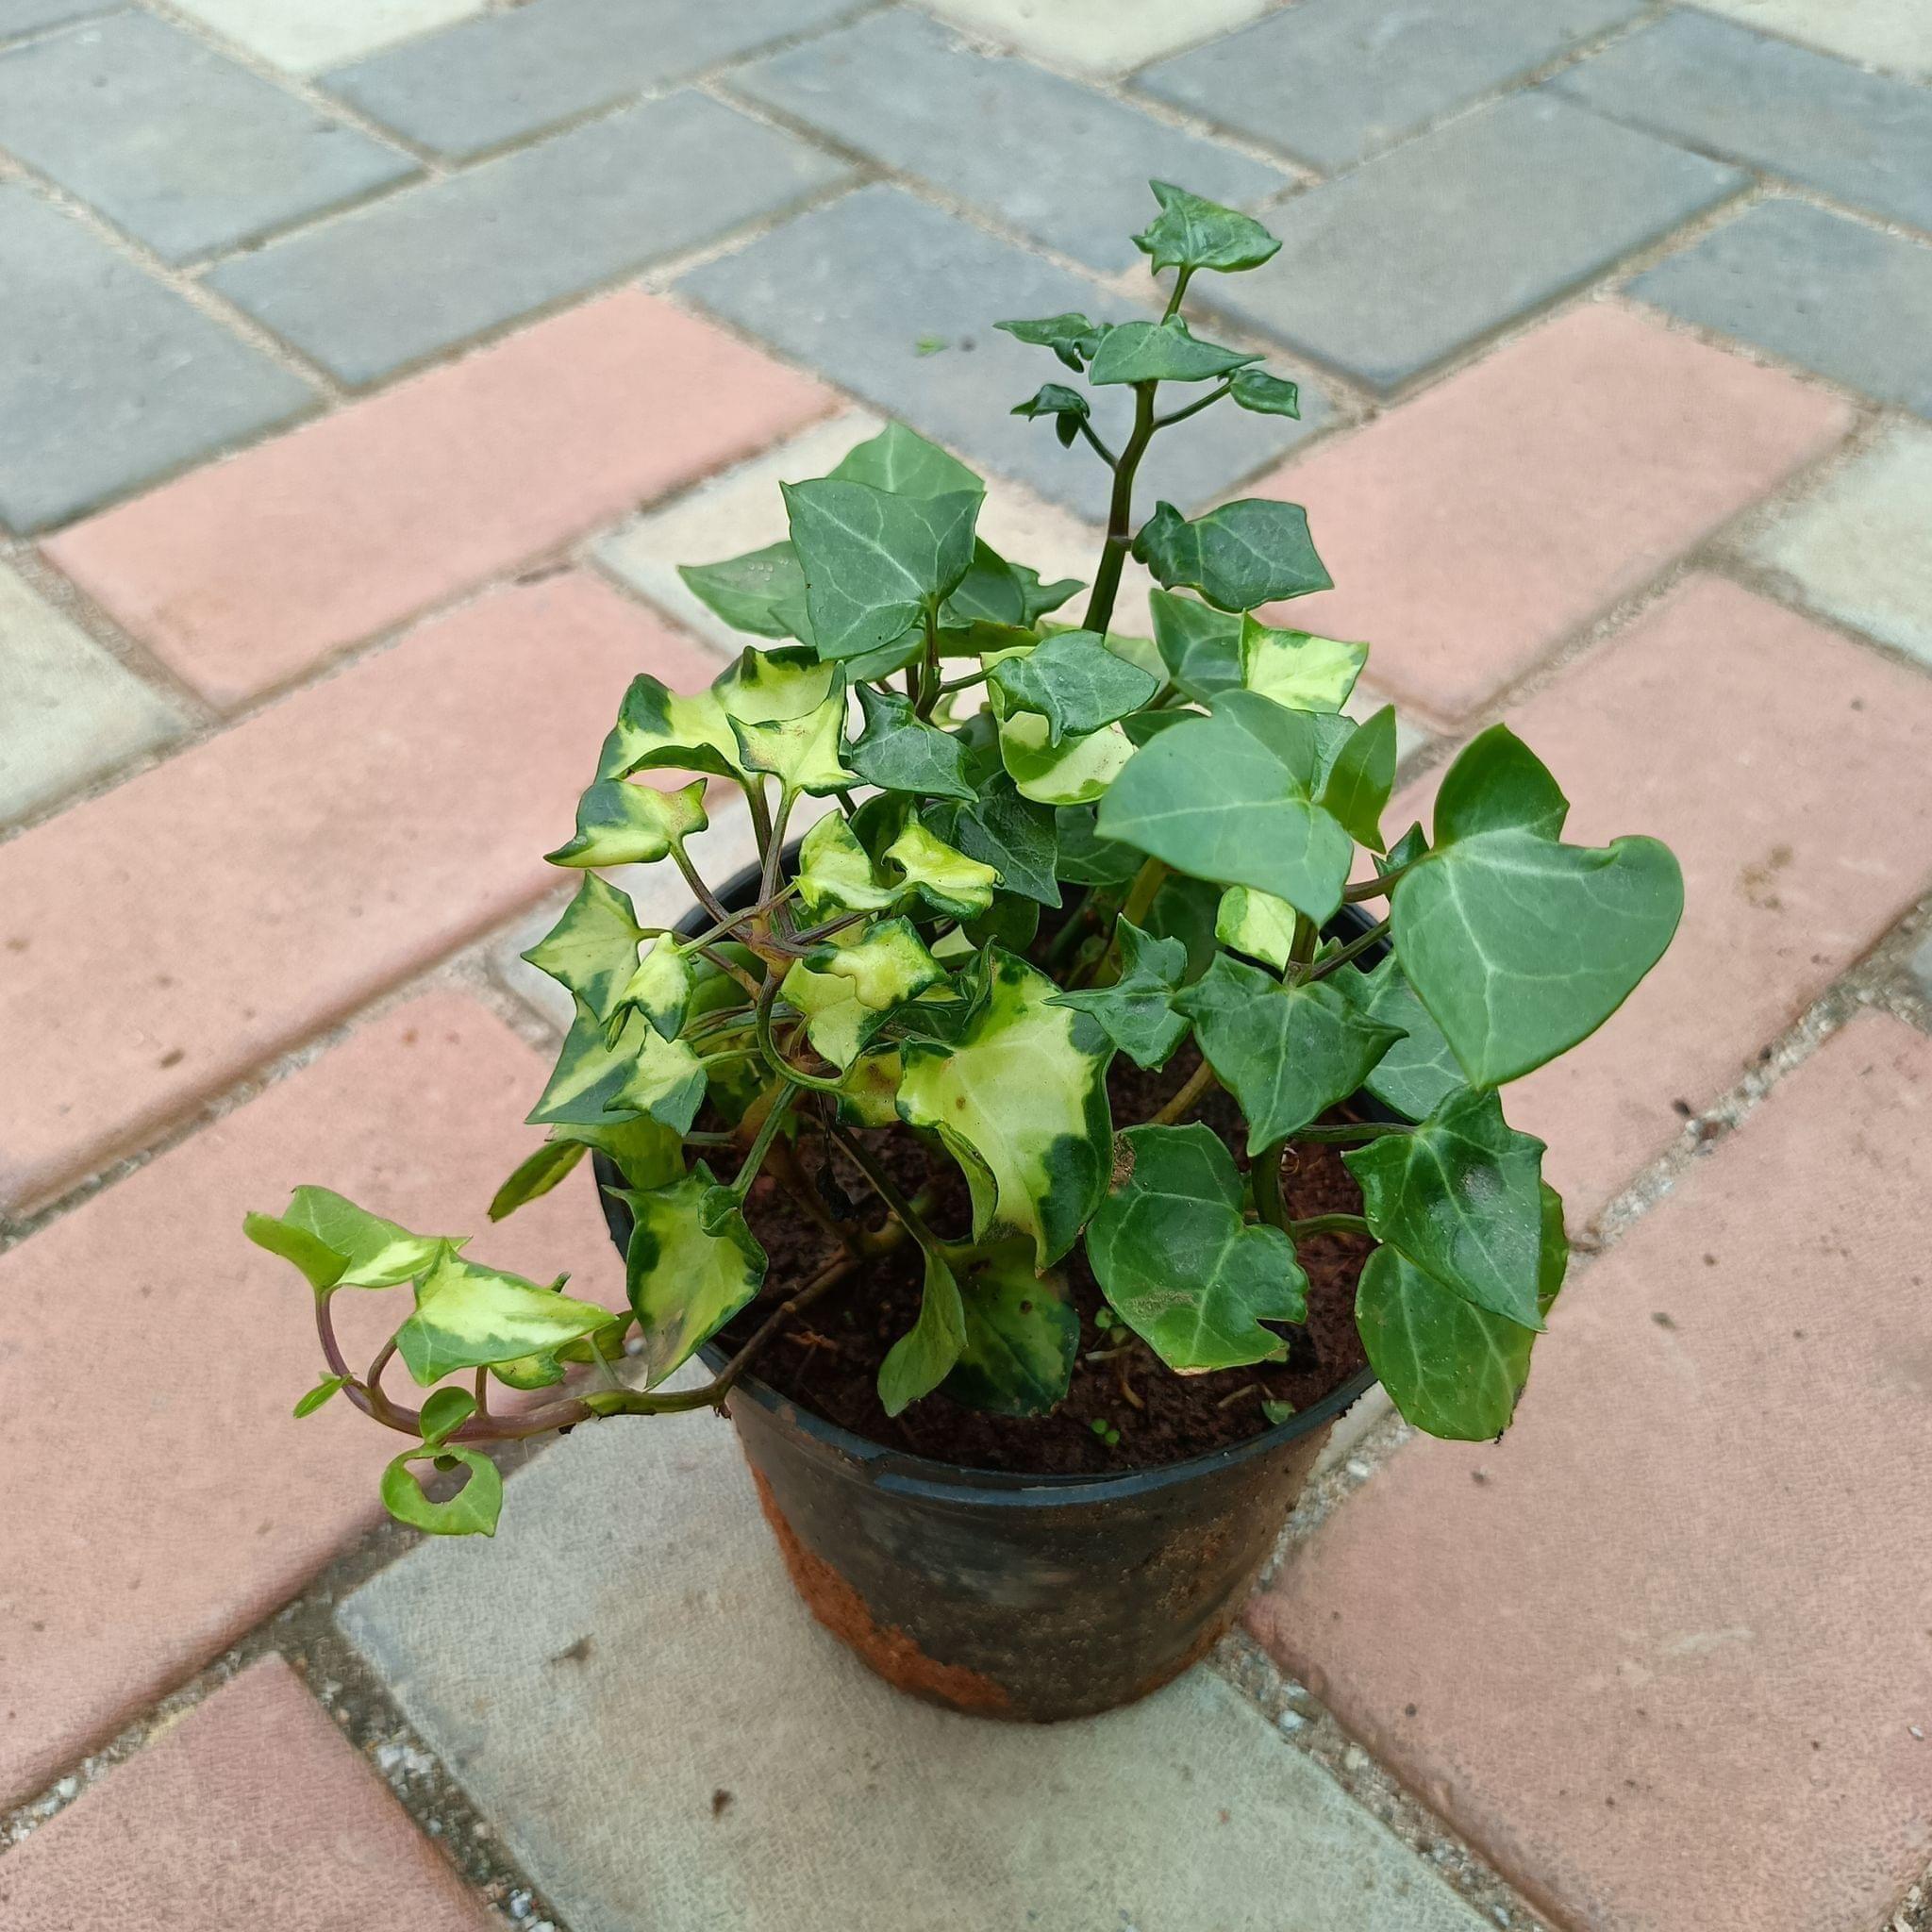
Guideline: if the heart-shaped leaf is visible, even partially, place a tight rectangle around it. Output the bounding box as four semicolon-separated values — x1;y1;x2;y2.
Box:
546;776;708;869
848;683;975;801
1131;180;1281;275
830;420;984;500
1132;499;1331;613
619;1166;768;1388
1240;612;1366;714
1149;589;1242;702
244;1187;452;1292
381;1445;503;1538
989;629;1159;745
677;541;809;641
940;1241;1079;1417
1050;918;1189;1070
395;1249;614;1385
1089;318;1260;387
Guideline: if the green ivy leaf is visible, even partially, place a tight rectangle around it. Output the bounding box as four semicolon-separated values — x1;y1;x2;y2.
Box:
848;683;975;801
1391;725;1683;1086
898;949;1113;1268
1174;953;1404;1153
988;629;1159;745
1011;382;1092;448
1213;885;1298;972
992;311;1107;373
487;1137;588;1223
1131;179;1282;275
1228;369;1300;417
546;776;708;869
831;420;984;500
620;1166;768;1388
381;1445;503;1538
1317;705;1395;851
1097;691;1354;923
924;775;1059;907
1149;588;1242;702
526;1007;706;1134
395;1249;614;1385
1088;318;1260;387
418;1385;477;1447
596;673;743;782
783;477;980;662
877;1246;968;1417
729;686;856;797
1330;955;1460;1123
292;1373;348;1418
1133;499;1331;613
1050;918;1189;1070
521;874;642;1024
676;541;810;641
884;820;999;920
941;541;1081;629
940;1241;1078;1417
1343;1087;1548;1329
244;1187;449;1292
1240;612;1366;714
620;937;693;1040
1357;1183;1567;1441
1087;1123;1305;1373
1054;805;1143;887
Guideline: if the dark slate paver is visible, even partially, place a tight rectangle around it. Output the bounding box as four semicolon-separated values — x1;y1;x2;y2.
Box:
207;92;847;386
1136;0;1641;173
729;9;1292;274
0;12;414;265
322;0;856;159
0;0;108;38
0;184;313;532
679;185;1327;522
1552;9;1932;236
1197;92;1744;391
1629;199;1932;418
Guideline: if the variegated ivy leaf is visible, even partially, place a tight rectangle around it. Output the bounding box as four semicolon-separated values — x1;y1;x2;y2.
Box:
1343;1086;1548;1330
526;1007;706;1135
546;775;708;869
382;1446;503;1538
833;1047;904;1127
488;1138;587;1222
988;629;1158;745
878;1245;967;1417
620;1167;768;1388
795;810;899;918
729;686;856;797
1239;612;1367;714
621;937;693;1040
521;874;642;1024
1050;918;1189;1070
1097;690;1354;923
940;1240;1080;1417
1330;955;1461;1123
782;476;980;661
883;820;998;920
596;672;743;781
1356;1182;1567;1441
1174;953;1404;1155
395;1247;614;1386
998;710;1134;807
244;1186;453;1292
1131;180;1282;276
781;919;945;1072
830;420;984;500
677;541;811;642
1214;885;1299;972
1087;1124;1305;1374
897;948;1114;1268
712;643;838;726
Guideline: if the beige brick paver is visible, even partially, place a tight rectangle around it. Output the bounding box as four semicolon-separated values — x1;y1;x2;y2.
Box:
1249;1012;1932;1932
0;573;708;1216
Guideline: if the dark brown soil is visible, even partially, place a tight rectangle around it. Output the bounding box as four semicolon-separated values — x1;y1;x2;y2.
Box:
716;1045;1373;1478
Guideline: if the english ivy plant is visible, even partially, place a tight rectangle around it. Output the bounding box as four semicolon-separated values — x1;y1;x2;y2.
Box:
248;184;1682;1536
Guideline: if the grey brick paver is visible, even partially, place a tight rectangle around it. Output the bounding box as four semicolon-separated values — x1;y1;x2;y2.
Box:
207;92;848;386
680;185;1327;523
1629;199;1932;418
1553;9;1932;236
0;12;415;265
730;9;1293;274
0;563;187;824
340;1391;1493;1932
1136;0;1641;173
0;0;107;39
1196;92;1745;391
0;184;314;532
322;0;857;159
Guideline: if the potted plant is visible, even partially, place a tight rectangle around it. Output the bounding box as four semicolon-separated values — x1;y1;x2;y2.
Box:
247;184;1683;1722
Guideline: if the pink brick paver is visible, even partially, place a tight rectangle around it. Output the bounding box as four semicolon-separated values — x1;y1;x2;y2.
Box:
1248;1012;1932;1932
0;1657;490;1930
43;289;832;708
1397;572;1932;1224
1257;303;1853;726
0;991;622;1810
0;572;710;1217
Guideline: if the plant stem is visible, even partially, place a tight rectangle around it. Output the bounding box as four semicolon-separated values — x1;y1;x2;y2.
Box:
1151;1057;1219;1125
1152;380;1231;431
731;1088;797;1199
916;597;942;719
1292;1121;1411;1144
1083;381;1158;637
1074;420;1119;468
1344;859;1418;902
1251;1139;1290;1231
691;944;762;998
671;842;731;928
830;1125;947;1255
1162;265;1194;321
754;974;844;1093
1306;917;1391;982
1287;1212;1371;1241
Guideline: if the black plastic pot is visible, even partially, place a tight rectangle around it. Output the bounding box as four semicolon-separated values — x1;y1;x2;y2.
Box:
591;854;1381;1723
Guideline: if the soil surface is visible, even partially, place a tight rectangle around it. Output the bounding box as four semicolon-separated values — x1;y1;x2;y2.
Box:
716;1046;1374;1477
